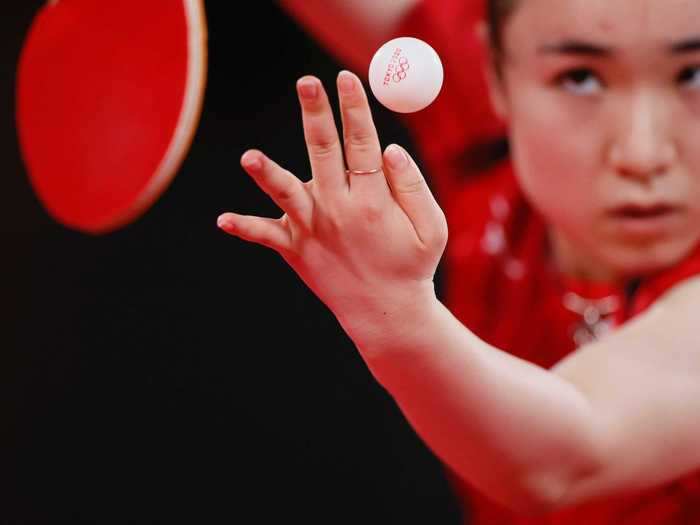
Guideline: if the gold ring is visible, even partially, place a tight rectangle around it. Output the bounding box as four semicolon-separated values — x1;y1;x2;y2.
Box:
345;167;383;175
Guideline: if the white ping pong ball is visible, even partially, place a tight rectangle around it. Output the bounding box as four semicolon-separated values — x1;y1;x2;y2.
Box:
368;37;444;113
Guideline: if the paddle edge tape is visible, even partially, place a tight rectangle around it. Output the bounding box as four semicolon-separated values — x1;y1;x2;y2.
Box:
92;0;209;235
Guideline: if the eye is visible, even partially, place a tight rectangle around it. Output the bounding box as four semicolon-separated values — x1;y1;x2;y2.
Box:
556;68;603;95
678;66;700;89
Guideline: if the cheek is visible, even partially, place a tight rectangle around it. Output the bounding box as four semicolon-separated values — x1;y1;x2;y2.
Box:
506;92;601;226
677;106;700;199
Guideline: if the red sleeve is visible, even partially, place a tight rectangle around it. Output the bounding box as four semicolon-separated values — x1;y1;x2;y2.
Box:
393;0;507;198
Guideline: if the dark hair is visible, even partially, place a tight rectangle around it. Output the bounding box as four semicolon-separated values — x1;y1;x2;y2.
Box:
486;0;520;62
457;1;521;174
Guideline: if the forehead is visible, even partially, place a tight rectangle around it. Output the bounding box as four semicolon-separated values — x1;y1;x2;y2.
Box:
506;0;700;48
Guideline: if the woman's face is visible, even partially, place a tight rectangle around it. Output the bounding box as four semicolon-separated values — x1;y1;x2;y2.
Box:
491;0;700;281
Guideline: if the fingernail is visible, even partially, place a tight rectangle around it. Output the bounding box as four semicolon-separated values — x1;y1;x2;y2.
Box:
385;144;407;169
241;151;262;171
217;215;233;229
338;71;355;94
297;77;318;100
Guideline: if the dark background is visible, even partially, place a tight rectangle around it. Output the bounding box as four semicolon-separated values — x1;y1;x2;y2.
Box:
2;2;462;523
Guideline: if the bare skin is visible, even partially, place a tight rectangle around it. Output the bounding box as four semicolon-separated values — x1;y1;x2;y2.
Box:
219;0;700;514
487;0;700;281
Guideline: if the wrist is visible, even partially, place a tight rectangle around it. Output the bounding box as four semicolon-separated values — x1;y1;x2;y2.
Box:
334;280;442;358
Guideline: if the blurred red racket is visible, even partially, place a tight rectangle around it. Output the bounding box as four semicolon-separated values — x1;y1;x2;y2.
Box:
16;0;207;234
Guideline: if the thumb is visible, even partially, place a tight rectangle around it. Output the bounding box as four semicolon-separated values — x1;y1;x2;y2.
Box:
383;144;448;250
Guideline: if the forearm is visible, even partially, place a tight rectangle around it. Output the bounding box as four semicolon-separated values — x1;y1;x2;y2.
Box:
345;296;605;513
277;0;418;74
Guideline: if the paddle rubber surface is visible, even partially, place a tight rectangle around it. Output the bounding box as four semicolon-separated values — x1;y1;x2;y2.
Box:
17;0;207;233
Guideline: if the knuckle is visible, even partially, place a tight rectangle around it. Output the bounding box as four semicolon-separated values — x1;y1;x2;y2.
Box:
395;177;426;194
275;188;293;202
341;92;365;109
237;220;255;239
359;202;384;223
274;180;298;202
426;216;449;250
309;137;340;159
345;131;376;149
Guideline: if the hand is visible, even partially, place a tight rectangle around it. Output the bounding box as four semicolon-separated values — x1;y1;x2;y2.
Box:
217;71;447;330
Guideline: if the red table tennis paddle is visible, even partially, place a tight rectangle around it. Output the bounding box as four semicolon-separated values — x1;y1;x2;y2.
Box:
16;0;207;234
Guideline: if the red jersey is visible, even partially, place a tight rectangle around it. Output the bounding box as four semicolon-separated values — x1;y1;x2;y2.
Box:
395;1;700;523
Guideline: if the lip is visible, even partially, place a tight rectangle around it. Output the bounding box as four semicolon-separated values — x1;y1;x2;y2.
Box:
605;203;683;237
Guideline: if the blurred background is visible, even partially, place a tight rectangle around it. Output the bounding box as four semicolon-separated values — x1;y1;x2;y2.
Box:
2;1;461;522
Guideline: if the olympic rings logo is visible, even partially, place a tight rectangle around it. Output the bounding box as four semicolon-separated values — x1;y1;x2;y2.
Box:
392;57;410;83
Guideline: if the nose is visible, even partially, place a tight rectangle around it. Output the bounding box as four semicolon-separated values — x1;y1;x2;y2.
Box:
608;92;676;182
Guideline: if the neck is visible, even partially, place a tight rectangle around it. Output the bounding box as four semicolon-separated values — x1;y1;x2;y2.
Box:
548;229;619;283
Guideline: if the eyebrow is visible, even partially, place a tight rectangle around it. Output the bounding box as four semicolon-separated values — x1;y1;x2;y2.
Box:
537;37;700;57
670;37;700;54
537;40;613;57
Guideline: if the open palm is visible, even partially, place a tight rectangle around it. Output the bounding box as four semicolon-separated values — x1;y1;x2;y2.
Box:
218;71;448;321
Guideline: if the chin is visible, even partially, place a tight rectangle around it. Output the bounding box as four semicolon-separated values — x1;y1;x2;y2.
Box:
599;235;699;280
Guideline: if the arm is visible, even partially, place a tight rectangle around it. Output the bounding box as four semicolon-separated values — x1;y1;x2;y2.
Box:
550;277;700;504
217;71;700;516
277;0;419;74
355;276;700;513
